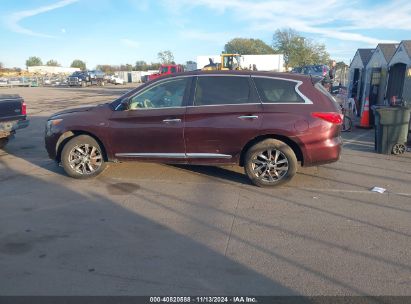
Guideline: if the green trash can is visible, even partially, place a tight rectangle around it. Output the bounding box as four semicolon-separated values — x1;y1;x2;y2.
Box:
374;107;411;154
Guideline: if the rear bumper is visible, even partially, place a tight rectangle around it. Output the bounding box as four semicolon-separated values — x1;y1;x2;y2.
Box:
303;136;342;166
0;119;29;138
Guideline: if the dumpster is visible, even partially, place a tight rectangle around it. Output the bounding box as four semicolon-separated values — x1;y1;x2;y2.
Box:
374;107;411;155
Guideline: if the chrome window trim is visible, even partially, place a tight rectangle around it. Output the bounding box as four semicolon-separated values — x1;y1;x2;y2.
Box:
128;106;185;111
196;74;251;78
252;75;313;104
115;153;232;159
186;103;261;108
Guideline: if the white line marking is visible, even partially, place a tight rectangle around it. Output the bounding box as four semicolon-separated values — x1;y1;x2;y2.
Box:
291;186;411;197
343;131;373;144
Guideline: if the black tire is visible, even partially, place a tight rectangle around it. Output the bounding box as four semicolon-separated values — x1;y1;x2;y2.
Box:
61;135;106;179
392;143;406;155
244;139;297;187
0;137;9;149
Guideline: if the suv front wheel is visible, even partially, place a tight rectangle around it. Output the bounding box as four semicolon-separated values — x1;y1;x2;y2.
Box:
244;139;297;187
61;135;106;179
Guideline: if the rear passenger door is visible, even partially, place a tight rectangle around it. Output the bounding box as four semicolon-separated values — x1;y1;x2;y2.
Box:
184;75;263;163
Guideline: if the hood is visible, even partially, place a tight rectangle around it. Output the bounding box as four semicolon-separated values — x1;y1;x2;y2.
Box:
49;105;97;118
53;106;95;116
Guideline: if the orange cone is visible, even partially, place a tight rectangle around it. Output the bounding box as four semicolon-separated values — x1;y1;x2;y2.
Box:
356;97;373;129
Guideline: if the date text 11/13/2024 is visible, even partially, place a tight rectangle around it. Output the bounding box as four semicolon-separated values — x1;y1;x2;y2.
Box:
149;296;257;303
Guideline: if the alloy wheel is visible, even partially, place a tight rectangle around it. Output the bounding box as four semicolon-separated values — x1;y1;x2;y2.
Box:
68;143;103;175
251;148;289;182
392;143;406;155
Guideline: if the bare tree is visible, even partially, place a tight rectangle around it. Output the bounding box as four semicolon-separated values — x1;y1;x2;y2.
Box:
26;56;43;68
272;28;330;68
157;50;174;64
46;59;60;66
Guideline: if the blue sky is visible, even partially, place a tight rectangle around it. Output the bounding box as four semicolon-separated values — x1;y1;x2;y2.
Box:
0;0;410;69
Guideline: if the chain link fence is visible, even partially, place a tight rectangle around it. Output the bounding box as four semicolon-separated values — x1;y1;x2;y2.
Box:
335;66;349;87
0;75;69;87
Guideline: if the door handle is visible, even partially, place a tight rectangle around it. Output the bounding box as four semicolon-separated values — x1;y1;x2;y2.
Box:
238;115;259;120
162;118;181;123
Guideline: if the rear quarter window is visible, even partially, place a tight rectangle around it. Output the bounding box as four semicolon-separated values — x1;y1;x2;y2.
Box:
253;78;304;103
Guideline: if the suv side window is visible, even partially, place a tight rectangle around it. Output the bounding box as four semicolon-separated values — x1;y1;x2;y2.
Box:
129;78;189;109
194;76;250;106
253;78;304;103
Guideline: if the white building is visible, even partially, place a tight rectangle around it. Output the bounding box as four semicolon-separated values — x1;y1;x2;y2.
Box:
116;70;158;83
348;48;374;112
362;44;398;108
27;66;80;74
196;54;285;72
386;40;411;104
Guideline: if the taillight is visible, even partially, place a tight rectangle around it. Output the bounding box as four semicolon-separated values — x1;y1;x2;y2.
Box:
312;112;342;124
323;67;327;76
22;102;27;116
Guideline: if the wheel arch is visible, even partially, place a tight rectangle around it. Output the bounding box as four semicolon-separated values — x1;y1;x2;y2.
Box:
239;134;304;167
56;130;109;163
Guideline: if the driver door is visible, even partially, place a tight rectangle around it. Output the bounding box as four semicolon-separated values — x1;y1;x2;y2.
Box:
108;77;191;162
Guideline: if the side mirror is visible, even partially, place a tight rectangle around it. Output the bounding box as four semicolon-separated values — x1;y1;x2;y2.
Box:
118;98;130;111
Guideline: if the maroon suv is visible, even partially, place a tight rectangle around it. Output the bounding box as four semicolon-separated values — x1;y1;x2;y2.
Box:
45;70;342;187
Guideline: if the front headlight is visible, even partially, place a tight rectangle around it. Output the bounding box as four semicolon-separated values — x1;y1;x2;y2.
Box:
46;118;63;135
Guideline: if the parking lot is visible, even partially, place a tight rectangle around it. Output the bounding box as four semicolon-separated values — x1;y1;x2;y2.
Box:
0;85;410;296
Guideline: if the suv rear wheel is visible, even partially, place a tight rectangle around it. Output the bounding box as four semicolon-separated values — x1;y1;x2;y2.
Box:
61;135;106;179
244;139;297;187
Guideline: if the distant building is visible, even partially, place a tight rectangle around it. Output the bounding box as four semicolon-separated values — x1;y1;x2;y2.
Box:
386;40;411;104
27;66;80;74
115;70;158;83
185;62;197;71
348;48;374;111
196;54;285;72
361;43;398;124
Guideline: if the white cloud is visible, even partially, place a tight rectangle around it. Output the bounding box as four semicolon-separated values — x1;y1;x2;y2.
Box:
162;0;406;46
120;38;140;49
179;30;233;44
4;0;79;38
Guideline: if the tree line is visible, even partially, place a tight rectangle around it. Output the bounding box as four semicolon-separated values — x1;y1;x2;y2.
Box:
23;50;178;73
18;28;343;73
224;28;332;69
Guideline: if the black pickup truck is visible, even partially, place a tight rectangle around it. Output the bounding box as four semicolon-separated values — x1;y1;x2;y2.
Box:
0;94;29;148
67;70;105;87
